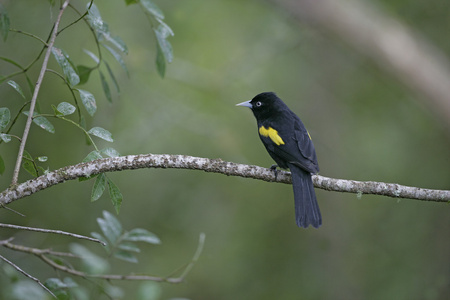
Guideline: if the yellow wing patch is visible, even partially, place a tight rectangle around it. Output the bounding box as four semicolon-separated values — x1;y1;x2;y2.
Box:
259;126;285;146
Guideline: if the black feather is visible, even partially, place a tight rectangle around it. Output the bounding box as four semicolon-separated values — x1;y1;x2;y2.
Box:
238;92;323;228
288;163;322;228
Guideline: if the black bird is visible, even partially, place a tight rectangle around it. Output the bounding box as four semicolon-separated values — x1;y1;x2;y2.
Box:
237;92;322;228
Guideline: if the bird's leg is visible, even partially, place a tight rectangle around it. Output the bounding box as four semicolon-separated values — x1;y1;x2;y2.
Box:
270;164;279;181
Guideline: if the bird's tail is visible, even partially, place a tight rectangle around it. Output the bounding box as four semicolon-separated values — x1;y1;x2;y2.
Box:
288;164;322;228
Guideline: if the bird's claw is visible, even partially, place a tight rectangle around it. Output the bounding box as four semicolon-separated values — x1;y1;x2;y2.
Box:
270;164;279;181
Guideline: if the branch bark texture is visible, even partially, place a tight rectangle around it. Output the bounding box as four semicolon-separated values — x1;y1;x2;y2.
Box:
1;154;448;205
11;0;71;185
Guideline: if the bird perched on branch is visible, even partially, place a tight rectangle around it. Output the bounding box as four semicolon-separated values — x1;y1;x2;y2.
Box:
237;92;322;228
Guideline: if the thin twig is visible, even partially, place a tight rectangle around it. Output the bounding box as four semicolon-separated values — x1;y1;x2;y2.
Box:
9;29;49;46
0;204;25;217
11;0;71;185
0;253;57;298
0;223;106;246
1;154;449;206
168;232;206;283
45;69;82;120
40;254;178;282
1;239;78;257
2;239;201;283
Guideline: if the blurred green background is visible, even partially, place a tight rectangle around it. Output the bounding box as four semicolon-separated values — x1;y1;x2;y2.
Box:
1;0;449;299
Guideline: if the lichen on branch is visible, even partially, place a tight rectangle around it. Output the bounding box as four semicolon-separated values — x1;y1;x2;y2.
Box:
1;154;449;205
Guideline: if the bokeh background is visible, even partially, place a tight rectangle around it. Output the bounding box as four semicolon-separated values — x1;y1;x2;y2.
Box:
1;0;449;299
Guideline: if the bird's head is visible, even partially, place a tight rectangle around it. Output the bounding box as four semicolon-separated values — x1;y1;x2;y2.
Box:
236;92;285;120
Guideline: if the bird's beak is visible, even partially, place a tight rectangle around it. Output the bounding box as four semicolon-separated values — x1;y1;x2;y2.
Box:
236;100;252;108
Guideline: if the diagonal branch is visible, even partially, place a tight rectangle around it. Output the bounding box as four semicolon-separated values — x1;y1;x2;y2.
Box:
2;233;206;284
1;154;448;205
0;223;106;246
11;0;71;185
0;253;56;298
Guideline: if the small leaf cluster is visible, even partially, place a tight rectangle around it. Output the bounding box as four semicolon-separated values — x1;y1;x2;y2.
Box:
0;211;166;300
0;1;174;212
128;0;174;77
91;211;161;263
65;211;161;299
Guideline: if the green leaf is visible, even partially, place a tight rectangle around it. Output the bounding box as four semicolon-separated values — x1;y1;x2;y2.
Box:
62;277;78;289
56;102;76;116
0;133;11;143
23;111;55;133
87;4;128;54
52;47;80;87
104;284;124;299
140;0;164;19
0;56;23;69
82;150;103;163
77;89;97;116
34;116;55;133
109;35;128;55
107;178;123;214
124;228;161;244
0;3;10;42
77;65;93;85
0;154;5;175
105;61;120;93
154;20;174;78
51;104;61;116
37;166;49;175
102;44;128;75
37;156;48;162
88;126;113;142
7;80;26;98
97;210;122;244
70;243;109;274
45;278;69;290
154;23;173;63
137;282;162;300
11;281;46;300
156;19;174;38
100;71;112;102
22;150;38;177
100;147;120;158
86;3;107;35
83;49;100;64
156;45;165;78
117;242;140;253
80;114;87;129
125;0;138;6
0;107;10;130
113;250;138;263
91;173;106;201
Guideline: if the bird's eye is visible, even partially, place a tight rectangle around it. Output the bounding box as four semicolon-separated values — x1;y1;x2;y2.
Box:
255;101;262;107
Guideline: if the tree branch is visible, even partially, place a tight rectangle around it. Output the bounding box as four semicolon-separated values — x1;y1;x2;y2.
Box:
0;252;56;298
1;232;206;284
11;0;71;185
0;223;106;246
1;154;448;205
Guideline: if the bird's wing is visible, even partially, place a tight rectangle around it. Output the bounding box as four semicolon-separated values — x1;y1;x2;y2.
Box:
292;118;320;173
